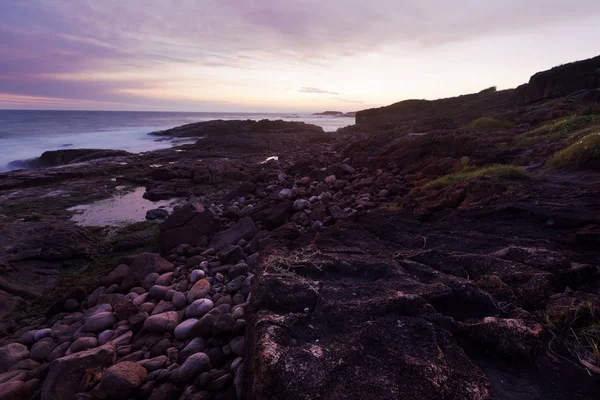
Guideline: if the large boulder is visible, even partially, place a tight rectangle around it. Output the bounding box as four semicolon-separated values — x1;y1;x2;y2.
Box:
120;253;174;291
157;203;219;253
100;361;148;399
251;200;294;230
41;343;116;400
209;217;257;251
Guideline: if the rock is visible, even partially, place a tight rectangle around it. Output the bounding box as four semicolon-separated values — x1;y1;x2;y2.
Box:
149;285;170;300
41;343;116;400
0;370;26;384
83;312;117;333
226;276;246;293
186;299;214;318
278;189;294;200
121;253;174;291
340;164;355;175
114;299;139;321
30;337;55;361
100;361;148;399
229;336;245;356
142;273;159;291
174;318;199;340
173;292;187;309
69;337;98;354
209;218;257;251
9;359;40;371
0;344;29;372
228;263;249;279
187;279;211;304
146;208;169;220
292;199;311;211
462;317;544;358
178;352;211;381
147;383;179;400
324;175;337;184
34;328;52;342
103;264;130;287
157;203;219;253
222;182;257;202
0;381;32;400
251;200;294;230
190;269;206;283
138;356;168;372
47;342;70;362
218;245;245;264
98;330;115;345
143;311;180;333
63;298;80;311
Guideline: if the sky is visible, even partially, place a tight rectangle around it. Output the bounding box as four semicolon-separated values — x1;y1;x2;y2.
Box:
1;1;600;113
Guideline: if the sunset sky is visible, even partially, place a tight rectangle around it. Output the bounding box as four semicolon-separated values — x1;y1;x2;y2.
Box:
1;0;600;112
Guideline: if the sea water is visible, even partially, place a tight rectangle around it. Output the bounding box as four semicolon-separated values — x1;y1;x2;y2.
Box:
0;110;354;172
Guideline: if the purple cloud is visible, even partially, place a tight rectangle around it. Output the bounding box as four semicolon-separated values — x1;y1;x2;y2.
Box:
1;0;600;110
299;87;339;95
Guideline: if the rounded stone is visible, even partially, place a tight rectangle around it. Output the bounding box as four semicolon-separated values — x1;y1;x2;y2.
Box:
0;343;29;372
178;352;211;380
70;337;98;353
33;328;52;342
187;279;211;304
101;361;148;399
186;299;214;318
84;312;117;333
174;318;199;341
172;292;187;309
143;311;180;333
30;338;55;361
190;269;206;283
229;336;245;356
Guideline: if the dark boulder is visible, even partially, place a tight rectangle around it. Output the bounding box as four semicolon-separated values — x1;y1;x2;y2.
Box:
157;203;219;253
120;253;174;291
251;201;294;230
209;217;257;251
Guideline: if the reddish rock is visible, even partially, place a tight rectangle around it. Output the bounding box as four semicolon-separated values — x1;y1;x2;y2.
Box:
100;361;148;399
41;343;116;400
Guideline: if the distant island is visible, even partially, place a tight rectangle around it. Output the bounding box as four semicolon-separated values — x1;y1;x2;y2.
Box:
313;110;356;117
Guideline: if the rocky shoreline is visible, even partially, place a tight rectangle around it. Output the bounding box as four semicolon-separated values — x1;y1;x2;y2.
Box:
1;57;600;399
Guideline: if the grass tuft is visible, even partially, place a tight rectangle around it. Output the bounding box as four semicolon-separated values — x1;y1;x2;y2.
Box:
424;164;533;190
547;132;600;169
464;117;514;130
516;115;600;147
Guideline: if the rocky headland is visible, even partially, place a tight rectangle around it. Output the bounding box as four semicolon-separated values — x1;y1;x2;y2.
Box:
0;56;600;400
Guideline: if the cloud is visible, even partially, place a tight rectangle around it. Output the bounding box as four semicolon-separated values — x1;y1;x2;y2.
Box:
299;87;339;95
1;1;600;110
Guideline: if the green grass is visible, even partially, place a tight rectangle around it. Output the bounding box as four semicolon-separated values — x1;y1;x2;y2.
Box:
516;115;600;147
464;117;514;130
547;131;600;169
424;164;533;190
545;299;600;369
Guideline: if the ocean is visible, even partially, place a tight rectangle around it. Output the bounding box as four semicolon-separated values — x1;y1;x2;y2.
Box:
0;110;354;172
